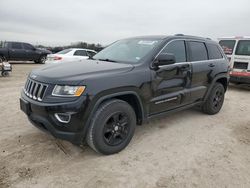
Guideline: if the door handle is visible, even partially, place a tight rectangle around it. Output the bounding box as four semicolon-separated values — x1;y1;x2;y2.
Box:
208;63;215;67
179;65;190;71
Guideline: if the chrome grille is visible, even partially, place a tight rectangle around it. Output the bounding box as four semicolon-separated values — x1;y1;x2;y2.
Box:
23;79;48;101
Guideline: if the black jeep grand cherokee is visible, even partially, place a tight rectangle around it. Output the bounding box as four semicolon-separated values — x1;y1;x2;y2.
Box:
20;35;229;155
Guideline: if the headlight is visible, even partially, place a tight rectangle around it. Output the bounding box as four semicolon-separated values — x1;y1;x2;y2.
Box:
52;85;86;97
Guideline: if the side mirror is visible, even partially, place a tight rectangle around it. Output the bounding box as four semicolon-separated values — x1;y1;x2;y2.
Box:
154;53;176;67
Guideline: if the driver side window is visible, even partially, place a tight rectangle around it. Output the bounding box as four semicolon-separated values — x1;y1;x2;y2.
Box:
161;40;186;63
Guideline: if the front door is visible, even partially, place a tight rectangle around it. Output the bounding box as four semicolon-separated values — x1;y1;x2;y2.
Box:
22;43;39;61
149;40;192;115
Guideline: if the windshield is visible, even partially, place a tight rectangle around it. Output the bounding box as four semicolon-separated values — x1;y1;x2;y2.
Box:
219;40;236;55
57;49;72;54
93;38;162;63
235;40;250;56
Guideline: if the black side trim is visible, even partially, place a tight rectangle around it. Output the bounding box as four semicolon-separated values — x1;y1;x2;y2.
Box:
148;101;202;121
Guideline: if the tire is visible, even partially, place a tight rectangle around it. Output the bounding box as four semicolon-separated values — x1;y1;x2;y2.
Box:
36;55;46;64
202;83;225;115
0;56;6;63
1;71;9;77
87;99;136;155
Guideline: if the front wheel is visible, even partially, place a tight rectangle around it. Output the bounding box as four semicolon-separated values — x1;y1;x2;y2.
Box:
202;83;225;115
36;55;46;64
87;99;136;155
1;71;9;77
0;56;6;63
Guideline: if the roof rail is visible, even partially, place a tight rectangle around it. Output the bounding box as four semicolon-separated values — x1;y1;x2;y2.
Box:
174;34;184;36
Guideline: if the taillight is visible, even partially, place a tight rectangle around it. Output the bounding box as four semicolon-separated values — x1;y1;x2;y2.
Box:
54;56;62;60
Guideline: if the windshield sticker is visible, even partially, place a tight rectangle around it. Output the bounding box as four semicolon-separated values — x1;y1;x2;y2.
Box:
138;40;158;45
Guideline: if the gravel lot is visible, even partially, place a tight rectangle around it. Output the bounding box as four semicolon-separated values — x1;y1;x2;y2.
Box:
0;63;250;188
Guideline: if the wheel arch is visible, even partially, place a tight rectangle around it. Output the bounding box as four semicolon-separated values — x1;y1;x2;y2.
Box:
216;77;228;91
92;91;145;125
113;94;144;125
39;53;47;59
204;73;229;101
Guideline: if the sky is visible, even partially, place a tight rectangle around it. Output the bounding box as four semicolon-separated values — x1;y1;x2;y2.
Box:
0;0;250;46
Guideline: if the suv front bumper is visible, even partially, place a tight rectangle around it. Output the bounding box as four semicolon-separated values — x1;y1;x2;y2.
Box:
20;92;90;145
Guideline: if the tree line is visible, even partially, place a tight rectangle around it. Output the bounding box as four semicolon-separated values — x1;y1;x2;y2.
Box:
36;42;104;53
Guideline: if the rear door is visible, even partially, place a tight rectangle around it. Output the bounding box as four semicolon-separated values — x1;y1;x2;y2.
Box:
187;41;216;101
149;40;192;115
8;42;25;60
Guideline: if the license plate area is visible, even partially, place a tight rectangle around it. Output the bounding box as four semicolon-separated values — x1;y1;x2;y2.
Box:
20;98;31;115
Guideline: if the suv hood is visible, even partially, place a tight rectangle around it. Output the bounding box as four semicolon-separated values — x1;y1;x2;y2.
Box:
30;60;134;84
36;48;52;54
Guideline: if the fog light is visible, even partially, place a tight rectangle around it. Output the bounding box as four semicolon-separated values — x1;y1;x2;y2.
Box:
55;113;71;123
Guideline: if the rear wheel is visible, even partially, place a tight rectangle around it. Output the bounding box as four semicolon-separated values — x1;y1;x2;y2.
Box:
87;99;136;155
202;83;225;115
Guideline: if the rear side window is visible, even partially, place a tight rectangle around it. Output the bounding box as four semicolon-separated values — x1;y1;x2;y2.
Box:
23;43;34;50
57;49;72;54
235;40;250;56
11;42;23;49
188;41;208;61
219;40;236;55
74;50;87;56
161;40;186;63
206;43;223;59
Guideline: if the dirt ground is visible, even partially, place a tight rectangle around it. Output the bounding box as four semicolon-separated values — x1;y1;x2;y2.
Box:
0;62;250;188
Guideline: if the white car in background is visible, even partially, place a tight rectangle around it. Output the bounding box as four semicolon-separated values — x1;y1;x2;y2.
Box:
46;48;97;63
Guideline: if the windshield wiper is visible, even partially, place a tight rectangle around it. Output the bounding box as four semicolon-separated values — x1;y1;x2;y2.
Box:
96;58;117;62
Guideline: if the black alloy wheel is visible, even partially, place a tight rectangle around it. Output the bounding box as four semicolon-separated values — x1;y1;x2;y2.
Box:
87;99;136;155
103;112;130;146
202;82;225;115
